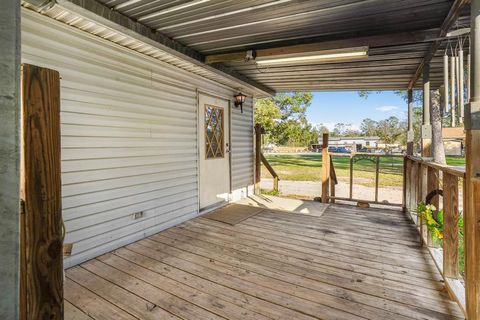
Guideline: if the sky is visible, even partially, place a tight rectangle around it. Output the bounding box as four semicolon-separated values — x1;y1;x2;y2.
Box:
307;91;410;131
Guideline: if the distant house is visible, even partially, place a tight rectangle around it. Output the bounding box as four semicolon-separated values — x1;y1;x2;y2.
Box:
443;127;464;156
327;136;380;151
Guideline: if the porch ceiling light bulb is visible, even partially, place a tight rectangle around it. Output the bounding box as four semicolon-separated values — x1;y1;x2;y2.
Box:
233;93;247;113
255;46;369;65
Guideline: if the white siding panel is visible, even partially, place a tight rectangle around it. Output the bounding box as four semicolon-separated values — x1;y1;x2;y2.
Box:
21;10;256;268
21;11;202;268
231;97;254;189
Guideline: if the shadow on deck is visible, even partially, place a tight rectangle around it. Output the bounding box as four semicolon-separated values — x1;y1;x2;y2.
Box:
64;198;464;320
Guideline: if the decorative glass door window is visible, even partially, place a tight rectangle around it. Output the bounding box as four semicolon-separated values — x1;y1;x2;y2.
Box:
205;105;224;159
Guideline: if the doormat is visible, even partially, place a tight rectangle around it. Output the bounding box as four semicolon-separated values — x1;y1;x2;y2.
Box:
204;204;264;225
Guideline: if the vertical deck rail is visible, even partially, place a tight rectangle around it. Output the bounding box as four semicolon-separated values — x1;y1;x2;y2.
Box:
329;155;338;203
20;64;63;320
321;133;330;203
254;124;263;194
404;155;466;315
260;152;280;192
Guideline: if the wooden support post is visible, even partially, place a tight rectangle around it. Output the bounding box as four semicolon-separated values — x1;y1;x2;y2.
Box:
273;176;279;193
349;156;354;199
254;124;262;194
375;156;380;203
427;167;439;247
464;2;480;317
468;52;471;102
443;172;459;278
20;64;63;320
422;64;432;158
407;89;414;155
321;133;330;203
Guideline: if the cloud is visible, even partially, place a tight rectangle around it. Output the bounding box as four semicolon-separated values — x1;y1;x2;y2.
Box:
376;105;398;112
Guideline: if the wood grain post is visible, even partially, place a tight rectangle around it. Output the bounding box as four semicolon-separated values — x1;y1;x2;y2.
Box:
406;89;414;155
427;167;439;247
330;156;336;204
375;156;380;203
403;157;409;213
254;124;262;194
321;133;330;203
464;1;480;317
20;64;63;320
349;156;354;200
418;164;428;244
443;172;459;278
409;160;418;214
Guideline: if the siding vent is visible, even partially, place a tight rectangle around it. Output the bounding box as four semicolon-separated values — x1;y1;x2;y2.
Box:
133;212;144;220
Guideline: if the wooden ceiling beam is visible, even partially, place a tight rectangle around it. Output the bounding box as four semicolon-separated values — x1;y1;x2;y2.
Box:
407;0;470;90
205;29;440;64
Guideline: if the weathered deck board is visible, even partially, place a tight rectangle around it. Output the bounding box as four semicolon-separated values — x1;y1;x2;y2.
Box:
65;203;464;319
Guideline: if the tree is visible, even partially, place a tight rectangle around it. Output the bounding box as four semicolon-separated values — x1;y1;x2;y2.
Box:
376;116;406;146
254;92;315;147
360;118;378;136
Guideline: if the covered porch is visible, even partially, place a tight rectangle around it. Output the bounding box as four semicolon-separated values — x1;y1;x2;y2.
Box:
2;0;480;319
64;196;463;320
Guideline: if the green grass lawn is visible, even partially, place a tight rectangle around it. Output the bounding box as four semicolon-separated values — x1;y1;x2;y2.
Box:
262;153;465;188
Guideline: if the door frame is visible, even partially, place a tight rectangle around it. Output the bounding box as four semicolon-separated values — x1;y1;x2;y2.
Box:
196;89;232;213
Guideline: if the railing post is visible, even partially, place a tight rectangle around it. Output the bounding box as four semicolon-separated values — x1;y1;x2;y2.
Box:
418;164;428;244
409;159;418;214
443;172;459;278
321;133;330;203
254;124;262;194
374;156;380;203
20;64;63;320
330;155;336;204
403;157;409;213
349;156;354;200
465;1;480;317
427;167;439;247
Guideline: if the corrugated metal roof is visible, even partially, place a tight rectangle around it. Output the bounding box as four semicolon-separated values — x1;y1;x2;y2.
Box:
23;0;471;92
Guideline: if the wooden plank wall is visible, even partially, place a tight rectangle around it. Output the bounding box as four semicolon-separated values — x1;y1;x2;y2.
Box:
20;64;62;320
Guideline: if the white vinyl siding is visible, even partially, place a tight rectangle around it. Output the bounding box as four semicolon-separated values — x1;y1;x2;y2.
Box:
21;9;252;268
231;98;254;189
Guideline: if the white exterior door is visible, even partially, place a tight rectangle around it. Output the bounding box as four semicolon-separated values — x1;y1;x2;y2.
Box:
198;94;230;209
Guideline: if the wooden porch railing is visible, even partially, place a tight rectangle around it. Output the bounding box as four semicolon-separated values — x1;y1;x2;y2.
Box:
327;153;404;206
404;155;466;315
261;152;280;192
329;155;338;203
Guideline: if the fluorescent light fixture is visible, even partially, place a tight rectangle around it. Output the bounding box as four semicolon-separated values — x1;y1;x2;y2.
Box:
256;46;369;66
139;0;210;21
446;28;470;37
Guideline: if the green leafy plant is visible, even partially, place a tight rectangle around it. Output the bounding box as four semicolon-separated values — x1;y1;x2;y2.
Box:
417;202;465;275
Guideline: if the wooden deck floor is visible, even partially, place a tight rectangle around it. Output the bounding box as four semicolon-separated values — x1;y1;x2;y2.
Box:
65;203;464;320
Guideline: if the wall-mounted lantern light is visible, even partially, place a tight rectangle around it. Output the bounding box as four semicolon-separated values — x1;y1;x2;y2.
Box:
233;92;247;113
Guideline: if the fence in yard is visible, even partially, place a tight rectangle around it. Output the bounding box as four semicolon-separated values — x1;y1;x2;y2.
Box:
327;153;404;206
